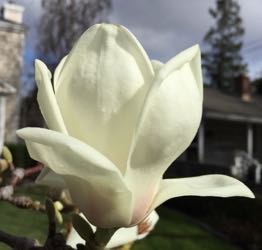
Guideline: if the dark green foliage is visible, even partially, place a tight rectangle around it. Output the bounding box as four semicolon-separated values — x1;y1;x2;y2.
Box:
202;0;247;90
168;195;262;249
5;143;34;168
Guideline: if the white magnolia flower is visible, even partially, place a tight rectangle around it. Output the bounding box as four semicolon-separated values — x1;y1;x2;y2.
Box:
67;211;159;249
17;23;254;229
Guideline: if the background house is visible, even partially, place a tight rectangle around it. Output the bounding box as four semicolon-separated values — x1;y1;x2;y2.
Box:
173;75;262;185
200;84;262;166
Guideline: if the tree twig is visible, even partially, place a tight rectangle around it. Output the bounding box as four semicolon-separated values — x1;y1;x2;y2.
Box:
0;163;45;211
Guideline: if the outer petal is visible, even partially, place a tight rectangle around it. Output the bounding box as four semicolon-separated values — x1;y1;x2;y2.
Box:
17;127;132;228
35;60;67;133
53;55;68;92
36;167;66;189
125;45;203;224
151;59;163;73
55;24;154;173
128;45;202;174
66;211;159;249
149;175;255;213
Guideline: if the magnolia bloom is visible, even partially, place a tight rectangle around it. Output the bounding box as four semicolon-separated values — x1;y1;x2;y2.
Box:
67;211;159;249
17;23;254;229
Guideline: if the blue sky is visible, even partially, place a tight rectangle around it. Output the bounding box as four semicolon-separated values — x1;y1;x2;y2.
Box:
109;0;262;78
1;0;262;93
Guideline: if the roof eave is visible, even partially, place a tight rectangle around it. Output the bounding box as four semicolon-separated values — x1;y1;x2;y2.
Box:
204;110;262;124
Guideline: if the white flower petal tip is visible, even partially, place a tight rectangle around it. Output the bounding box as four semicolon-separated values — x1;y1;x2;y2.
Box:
53;55;68;92
66;211;159;249
35;59;53;81
149;174;255;212
157;44;203;99
34;59;68;134
35;59;49;83
16;128;30;138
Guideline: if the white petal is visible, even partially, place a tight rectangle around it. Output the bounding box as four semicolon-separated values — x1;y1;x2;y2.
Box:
64;175;132;228
36;167;66;189
106;227;137;248
66;211;159;249
35;60;67;134
55;24;154;173
53;55;68;92
156;45;203;99
66;217;94;247
136;210;159;240
149;175;255;212
151;59;163;73
17;127;133;228
107;210;158;247
125;46;203;220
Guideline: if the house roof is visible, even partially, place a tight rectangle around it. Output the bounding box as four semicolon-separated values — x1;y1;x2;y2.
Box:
0;80;16;96
203;87;262;124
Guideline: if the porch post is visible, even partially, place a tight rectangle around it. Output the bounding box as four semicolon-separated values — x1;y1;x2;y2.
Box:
247;123;253;158
198;121;205;163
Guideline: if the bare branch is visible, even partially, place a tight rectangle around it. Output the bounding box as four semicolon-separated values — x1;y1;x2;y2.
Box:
38;0;112;61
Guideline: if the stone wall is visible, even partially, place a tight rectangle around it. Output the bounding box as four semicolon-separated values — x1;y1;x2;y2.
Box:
0;97;6;151
0;20;25;142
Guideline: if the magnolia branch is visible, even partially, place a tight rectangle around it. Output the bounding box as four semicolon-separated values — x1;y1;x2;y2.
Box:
0;200;75;250
0;162;44;209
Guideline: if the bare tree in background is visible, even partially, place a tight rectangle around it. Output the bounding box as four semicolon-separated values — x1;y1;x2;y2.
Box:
38;0;111;61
